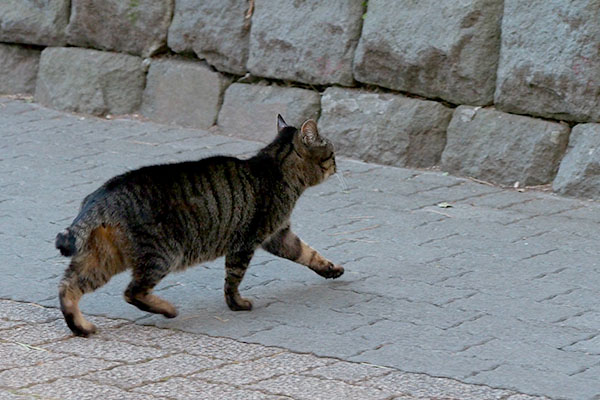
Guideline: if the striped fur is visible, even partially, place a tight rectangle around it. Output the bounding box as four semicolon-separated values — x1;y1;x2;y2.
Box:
56;116;343;336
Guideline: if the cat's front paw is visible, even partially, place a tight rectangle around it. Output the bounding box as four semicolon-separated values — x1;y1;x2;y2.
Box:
318;263;344;279
225;294;253;311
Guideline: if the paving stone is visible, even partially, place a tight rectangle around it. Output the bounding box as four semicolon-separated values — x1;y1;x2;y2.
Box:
553;123;600;198
0;390;37;399
0;300;61;323
302;361;392;384
84;353;225;389
167;0;250;75
565;333;600;355
353;0;503;105
140;330;281;362
41;336;173;363
441;106;570;186
0;342;65;371
319;87;452;168
0;0;69;46
363;371;514;399
2;98;600;400
465;364;598;400
20;378;149;400
0;44;40;95
134;376;286;399
141;58;232;129
35;47;145;116
193;351;332;385
66;0;173;57
217;83;320;143
495;0;600;122
0;356;119;389
247;0;364;85
0;321;72;346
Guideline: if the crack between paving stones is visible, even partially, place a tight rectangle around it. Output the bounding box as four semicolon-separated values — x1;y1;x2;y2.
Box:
520;248;559;261
456;337;497;353
537;287;578;302
532;266;568;280
559;332;600;351
416;232;460;246
551;309;590;324
510;229;551;244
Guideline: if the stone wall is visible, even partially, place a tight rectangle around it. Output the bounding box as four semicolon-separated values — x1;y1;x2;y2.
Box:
1;0;599;199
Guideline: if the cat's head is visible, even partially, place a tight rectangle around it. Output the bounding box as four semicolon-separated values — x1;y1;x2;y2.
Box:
277;114;337;186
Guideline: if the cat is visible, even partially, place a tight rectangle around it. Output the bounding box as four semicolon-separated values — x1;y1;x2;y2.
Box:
55;115;344;336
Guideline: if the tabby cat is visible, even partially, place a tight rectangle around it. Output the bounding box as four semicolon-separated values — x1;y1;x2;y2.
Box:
55;115;344;336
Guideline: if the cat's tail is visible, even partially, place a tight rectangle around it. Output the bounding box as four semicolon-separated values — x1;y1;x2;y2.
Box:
55;219;96;257
55;203;104;257
55;228;78;257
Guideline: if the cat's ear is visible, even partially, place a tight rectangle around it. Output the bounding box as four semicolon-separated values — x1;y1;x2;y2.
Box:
300;119;319;145
277;114;289;133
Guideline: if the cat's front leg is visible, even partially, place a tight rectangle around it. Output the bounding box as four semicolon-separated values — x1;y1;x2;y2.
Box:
262;225;344;279
224;250;254;311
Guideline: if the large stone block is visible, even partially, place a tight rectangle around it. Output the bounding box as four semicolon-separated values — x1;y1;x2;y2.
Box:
0;0;69;46
0;44;40;95
247;0;364;86
441;106;570;186
553;124;600;198
67;0;173;57
217;83;320;142
141;58;232;129
495;0;600;122
35;47;145;115
319;87;452;168
168;0;250;75
353;0;503;106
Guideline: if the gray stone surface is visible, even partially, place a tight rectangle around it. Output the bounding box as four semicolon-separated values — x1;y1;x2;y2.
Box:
495;0;600;123
442;106;570;186
319;87;452;168
0;0;69;46
2;98;600;399
141;58;231;129
35;47;145;115
553;123;600;198
0;44;40;95
168;0;250;75
247;0;364;85
353;0;503;105
67;0;173;57
217;83;320;142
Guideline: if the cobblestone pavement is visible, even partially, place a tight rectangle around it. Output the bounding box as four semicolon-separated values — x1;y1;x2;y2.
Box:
1;97;599;399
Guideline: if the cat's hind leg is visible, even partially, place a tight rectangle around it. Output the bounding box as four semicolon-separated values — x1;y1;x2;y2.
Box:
224;250;254;311
59;225;128;336
262;225;344;279
124;259;178;318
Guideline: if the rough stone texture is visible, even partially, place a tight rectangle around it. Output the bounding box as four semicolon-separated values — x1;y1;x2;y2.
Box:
2;99;600;399
353;0;503;105
247;0;364;85
495;0;600;123
35;47;145;116
66;0;173;57
141;58;231;129
0;0;69;46
553;124;600;198
441;106;570;186
0;44;40;95
168;0;250;75
217;83;320;142
319;87;452;168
